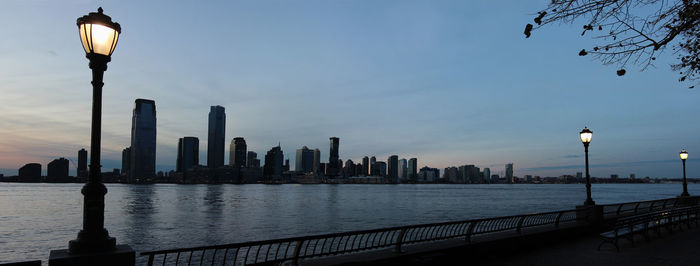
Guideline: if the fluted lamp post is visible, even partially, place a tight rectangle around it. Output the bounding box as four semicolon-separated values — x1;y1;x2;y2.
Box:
580;127;595;205
680;149;690;197
69;7;120;253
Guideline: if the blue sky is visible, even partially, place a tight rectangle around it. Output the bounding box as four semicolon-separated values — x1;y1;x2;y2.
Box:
0;0;698;178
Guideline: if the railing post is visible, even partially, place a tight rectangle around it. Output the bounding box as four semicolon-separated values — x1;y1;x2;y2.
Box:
465;222;477;244
292;240;305;266
516;216;526;233
395;228;407;253
555;211;564;227
634;202;641;214
649;201;656;212
146;255;154;266
616;204;624;216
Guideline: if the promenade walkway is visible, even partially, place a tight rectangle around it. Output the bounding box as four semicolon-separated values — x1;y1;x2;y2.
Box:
329;223;700;266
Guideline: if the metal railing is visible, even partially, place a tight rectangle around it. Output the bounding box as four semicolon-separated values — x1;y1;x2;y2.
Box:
600;196;700;218
141;207;588;265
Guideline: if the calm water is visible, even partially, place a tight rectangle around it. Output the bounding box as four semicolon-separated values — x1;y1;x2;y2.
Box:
1;183;698;263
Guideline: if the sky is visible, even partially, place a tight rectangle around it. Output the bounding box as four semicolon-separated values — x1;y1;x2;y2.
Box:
0;0;698;178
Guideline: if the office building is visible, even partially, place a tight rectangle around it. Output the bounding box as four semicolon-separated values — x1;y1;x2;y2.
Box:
505;163;514;184
483;168;491;184
370;156;377;176
130;99;157;182
295;146;314;173
207;105;226;169
177;137;199;173
387;155;398;183
18;163;41;180
263;145;284;179
121;147;130;176
47;158;69;179
229;137;246;168
78;148;88;178
327;137;340;177
362;156;369;176
398;158;407;180
408;158;417;180
247;151;258;168
313;149;321;174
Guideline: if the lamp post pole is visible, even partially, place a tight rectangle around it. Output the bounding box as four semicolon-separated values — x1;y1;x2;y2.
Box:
580;127;595;206
680;150;689;197
68;7;120;253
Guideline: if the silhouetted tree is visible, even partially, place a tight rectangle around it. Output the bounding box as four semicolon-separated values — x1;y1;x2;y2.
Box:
525;0;699;87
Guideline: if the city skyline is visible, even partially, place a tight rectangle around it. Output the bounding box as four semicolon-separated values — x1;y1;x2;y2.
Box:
0;1;698;179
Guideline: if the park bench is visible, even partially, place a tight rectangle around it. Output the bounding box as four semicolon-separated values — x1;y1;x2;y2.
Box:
598;205;700;252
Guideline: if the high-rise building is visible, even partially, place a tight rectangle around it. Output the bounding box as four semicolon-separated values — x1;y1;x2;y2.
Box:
408;158;417;180
398;158;407;180
263;145;284;179
18;163;41;179
343;159;355;178
77;148;88;178
229;137;247;168
130;99;157;182
387;155;399;183
177;137;199;173
483;168;491;184
207;106;226;169
376;161;387;177
370;156;377;176
121;147;131;176
313;149;321;174
295;146;314;173
362;156;369;176
505;163;514;184
247;151;258;168
327;137;340;177
47;158;69;178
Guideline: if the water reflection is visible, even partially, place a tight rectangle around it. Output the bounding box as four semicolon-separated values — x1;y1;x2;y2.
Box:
122;185;156;246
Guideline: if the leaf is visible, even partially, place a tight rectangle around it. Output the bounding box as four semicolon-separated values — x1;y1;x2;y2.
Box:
579;49;588;56
617;69;626;76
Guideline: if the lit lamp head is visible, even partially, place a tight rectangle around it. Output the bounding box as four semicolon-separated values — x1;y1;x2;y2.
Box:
579;127;593;145
680;149;688;161
77;7;121;60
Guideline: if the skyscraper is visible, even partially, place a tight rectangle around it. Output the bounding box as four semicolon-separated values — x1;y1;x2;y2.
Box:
313;149;321;174
483;168;491;184
387;155;399;183
362;156;369;176
263;145;284;179
398;158;407;181
121;147;130;176
505;163;514;184
47;158;69;179
370;156;377;176
129;99;156;182
229;137;247;168
78;148;88;178
18;163;41;180
295;146;314;173
408;158;417;180
177;137;199;173
247;151;258;168
328;137;340;177
207;105;226;169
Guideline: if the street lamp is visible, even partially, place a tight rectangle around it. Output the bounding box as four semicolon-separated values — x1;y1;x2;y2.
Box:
69;7;121;253
580;127;595;205
680;149;690;197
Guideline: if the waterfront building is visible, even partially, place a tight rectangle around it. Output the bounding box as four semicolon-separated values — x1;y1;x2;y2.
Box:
284;159;290;172
375;161;387;177
313;149;321;174
343;159;355;178
362;156;369;176
121;147;130;176
207;105;226;169
408;158;417;180
505;163;514;184
263;145;284;179
47;158;69;179
398;158;407;181
77;148;88;178
370;156;377;176
418;166;439;182
327;137;340;177
229;137;247;168
319;163;327;176
130;99;157;182
295;146;314;173
444;167;459;183
247;151;258;168
483;168;491;184
387;155;398;183
18;163;41;180
177;137;199;173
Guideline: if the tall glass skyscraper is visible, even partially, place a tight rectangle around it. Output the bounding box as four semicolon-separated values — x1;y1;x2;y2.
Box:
229;137;246;168
328;137;339;177
77;148;87;178
129;99;156;182
387;155;399;183
207;105;226;169
177;137;199;173
295;146;314;173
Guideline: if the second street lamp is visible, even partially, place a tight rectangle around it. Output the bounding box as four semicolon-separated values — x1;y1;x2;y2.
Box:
69;7;121;253
680;149;690;197
580;127;595;205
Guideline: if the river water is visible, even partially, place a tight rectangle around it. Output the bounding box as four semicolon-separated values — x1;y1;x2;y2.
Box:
1;183;698;264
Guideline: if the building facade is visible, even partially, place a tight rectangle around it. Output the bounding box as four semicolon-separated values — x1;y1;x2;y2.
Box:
387;155;399;183
207;105;226;169
177;137;199;173
295;146;314;173
78;148;88;178
327;137;340;177
129;99;157;182
47;158;69;179
229;137;247;168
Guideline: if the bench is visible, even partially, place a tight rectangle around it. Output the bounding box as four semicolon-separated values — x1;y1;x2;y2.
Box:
598;205;700;251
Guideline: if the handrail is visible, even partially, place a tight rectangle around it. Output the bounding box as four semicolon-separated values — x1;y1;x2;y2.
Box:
142;196;699;265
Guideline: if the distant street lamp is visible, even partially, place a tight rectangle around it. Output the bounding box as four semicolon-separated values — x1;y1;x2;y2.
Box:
680;149;690;197
69;7;121;253
580;127;595;205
